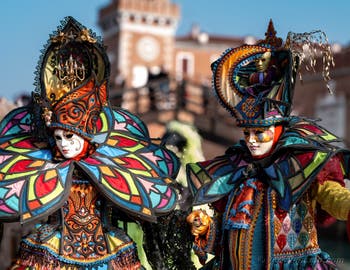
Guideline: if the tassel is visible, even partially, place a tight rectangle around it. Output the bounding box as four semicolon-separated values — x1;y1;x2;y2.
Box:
285;30;335;94
272;261;280;270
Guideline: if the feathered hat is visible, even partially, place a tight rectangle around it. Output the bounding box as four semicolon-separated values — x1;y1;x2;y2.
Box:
211;19;334;127
32;16;110;139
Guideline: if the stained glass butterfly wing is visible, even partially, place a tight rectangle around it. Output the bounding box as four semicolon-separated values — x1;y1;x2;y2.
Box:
79;107;180;222
0;107;33;143
0;154;72;223
0;108;73;223
92;107;150;144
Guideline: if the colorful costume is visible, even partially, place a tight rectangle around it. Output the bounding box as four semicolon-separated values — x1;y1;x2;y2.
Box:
0;17;179;269
186;20;350;269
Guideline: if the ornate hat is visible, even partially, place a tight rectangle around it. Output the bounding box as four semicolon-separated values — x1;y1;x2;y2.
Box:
211;19;334;127
32;16;110;139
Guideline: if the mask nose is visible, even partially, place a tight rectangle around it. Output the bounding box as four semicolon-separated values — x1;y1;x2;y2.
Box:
248;132;256;143
61;138;69;147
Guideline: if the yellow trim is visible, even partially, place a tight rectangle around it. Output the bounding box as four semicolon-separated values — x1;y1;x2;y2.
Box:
303;151;327;178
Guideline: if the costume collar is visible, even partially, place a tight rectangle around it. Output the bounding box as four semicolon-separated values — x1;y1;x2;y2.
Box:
188;119;347;210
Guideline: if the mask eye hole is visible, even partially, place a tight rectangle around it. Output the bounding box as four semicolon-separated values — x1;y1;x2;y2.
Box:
65;133;74;139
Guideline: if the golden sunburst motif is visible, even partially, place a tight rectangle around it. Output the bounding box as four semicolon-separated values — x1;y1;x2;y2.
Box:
241;97;259;118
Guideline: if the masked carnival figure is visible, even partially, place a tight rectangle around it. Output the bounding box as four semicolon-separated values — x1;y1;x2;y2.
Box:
186;20;350;269
0;17;179;270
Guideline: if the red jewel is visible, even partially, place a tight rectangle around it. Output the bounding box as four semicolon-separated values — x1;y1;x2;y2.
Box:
276;234;287;250
275;208;287;222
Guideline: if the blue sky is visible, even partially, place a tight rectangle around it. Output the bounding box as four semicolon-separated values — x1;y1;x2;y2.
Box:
0;0;349;101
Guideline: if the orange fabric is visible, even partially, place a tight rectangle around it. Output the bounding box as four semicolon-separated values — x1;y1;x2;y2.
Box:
72;140;91;161
272;125;283;145
230;183;256;224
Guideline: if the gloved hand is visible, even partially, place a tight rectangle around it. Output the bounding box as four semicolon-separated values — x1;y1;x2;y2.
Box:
186;209;212;236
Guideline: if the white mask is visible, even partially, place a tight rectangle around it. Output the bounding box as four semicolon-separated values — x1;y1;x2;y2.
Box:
54;129;85;159
243;126;275;157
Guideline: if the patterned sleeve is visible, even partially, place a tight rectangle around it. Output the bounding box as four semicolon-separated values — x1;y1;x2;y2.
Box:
315;156;350;220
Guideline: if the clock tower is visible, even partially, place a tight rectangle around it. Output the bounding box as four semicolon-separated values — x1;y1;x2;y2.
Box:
98;0;180;92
